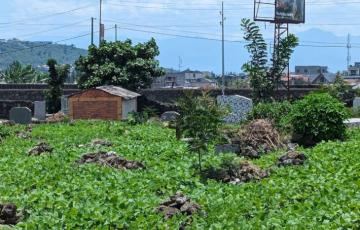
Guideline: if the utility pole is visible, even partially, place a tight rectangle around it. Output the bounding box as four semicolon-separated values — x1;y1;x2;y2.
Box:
91;17;95;45
347;33;351;68
99;0;103;46
115;24;118;41
220;1;225;95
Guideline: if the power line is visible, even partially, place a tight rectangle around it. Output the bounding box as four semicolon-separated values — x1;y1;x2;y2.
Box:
0;5;93;27
0;26;116;56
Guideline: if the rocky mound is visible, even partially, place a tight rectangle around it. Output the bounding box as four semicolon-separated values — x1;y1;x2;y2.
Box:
28;142;53;156
239;119;284;158
76;151;145;170
277;151;307;167
156;192;201;220
203;161;269;185
0;203;22;225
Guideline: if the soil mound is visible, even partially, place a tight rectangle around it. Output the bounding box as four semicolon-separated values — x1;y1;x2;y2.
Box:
28;142;53;156
239;119;284;158
0;203;22;225
277;151;307;167
90;139;113;147
156;192;201;220
203;161;269;185
76;151;145;170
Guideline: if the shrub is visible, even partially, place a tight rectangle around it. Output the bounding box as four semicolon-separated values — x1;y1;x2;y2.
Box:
288;93;350;146
247;101;292;131
0;125;12;142
177;91;225;171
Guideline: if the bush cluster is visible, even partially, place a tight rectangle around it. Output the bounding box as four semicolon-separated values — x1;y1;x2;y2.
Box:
288;93;350;146
247;101;292;131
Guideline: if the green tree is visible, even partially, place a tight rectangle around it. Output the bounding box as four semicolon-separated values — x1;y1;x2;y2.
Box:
75;39;165;90
45;59;69;113
177;91;225;172
241;19;298;102
3;61;39;83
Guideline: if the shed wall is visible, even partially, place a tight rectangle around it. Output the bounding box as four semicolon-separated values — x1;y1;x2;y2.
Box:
69;89;122;120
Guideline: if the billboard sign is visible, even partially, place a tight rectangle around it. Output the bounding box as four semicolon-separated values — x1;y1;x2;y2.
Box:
275;0;305;23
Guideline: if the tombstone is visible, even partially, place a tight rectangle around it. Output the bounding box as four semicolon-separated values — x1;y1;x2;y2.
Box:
34;101;46;121
61;96;69;115
9;107;32;125
215;144;241;154
161;111;180;122
217;95;253;123
353;97;360;112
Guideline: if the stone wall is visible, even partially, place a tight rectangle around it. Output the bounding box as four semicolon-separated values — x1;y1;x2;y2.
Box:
0;84;79;118
0;100;34;118
138;88;318;114
0;84;318;118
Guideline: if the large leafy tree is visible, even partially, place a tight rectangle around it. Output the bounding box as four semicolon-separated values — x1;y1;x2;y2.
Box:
2;61;44;83
75;38;165;90
45;59;69;113
241;19;298;101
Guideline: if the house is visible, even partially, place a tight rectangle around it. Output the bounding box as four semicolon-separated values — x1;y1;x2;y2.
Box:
310;73;336;84
281;74;310;85
151;70;217;89
68;85;140;120
295;66;328;75
348;62;360;76
344;75;360;86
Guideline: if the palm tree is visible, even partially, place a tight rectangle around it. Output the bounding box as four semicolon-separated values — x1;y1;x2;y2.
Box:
4;61;38;83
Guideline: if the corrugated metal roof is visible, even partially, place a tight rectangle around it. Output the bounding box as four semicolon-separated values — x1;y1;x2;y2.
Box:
96;85;141;100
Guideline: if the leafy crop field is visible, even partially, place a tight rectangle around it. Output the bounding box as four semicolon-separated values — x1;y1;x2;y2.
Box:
0;121;359;229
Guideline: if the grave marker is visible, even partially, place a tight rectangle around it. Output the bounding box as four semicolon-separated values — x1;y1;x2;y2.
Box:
9;107;32;125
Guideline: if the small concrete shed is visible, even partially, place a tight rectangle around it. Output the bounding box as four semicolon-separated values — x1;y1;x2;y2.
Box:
68;85;140;120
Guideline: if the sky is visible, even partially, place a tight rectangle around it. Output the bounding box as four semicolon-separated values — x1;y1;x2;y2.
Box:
1;0;360;73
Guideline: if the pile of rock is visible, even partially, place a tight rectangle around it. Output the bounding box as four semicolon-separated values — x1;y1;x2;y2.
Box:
0;203;22;225
76;151;145;170
28;142;53;156
156;192;201;220
277;151;307;167
203;161;269;185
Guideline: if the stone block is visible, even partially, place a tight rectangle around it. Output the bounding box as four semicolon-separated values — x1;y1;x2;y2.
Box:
217;95;253;123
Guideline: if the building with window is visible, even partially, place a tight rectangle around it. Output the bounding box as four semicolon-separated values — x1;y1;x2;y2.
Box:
151;70;217;89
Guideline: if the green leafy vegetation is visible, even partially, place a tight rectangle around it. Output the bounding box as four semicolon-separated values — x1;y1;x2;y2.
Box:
177;91;225;171
1;61;47;83
247;101;292;132
320;73;356;106
0;39;86;70
241;19;298;102
0;121;359;229
289;93;350;146
75;39;165;90
45;59;69;113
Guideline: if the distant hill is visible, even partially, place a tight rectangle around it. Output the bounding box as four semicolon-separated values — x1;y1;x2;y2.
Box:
0;39;87;70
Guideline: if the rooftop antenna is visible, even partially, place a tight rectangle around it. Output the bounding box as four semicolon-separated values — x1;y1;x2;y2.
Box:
347;34;351;68
178;56;183;72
